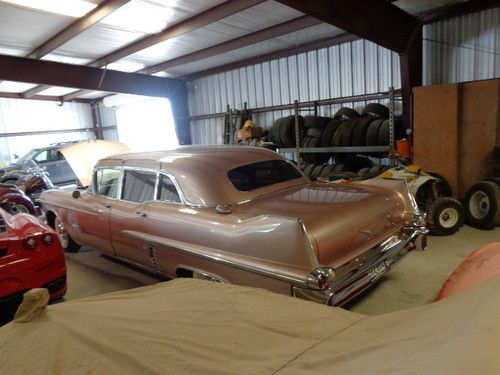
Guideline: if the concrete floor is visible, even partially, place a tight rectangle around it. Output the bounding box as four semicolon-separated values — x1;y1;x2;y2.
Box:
63;225;500;315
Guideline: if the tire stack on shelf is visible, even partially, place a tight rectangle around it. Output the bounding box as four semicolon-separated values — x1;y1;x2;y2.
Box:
299;157;389;182
301;116;333;164
268;103;403;152
268;115;305;148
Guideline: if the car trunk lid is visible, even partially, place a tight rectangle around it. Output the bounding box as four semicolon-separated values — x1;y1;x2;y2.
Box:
240;182;407;267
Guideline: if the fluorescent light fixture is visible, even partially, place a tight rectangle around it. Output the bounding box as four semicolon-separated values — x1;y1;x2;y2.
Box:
1;0;97;17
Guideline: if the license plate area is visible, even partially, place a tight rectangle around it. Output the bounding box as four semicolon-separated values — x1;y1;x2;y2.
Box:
368;262;387;280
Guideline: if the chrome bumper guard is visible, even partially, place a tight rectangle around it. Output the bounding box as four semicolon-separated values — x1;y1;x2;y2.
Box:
293;218;429;306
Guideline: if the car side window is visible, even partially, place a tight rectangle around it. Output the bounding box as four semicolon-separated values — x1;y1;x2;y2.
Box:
95;168;121;198
158;174;181;203
34;150;49;164
122;170;156;203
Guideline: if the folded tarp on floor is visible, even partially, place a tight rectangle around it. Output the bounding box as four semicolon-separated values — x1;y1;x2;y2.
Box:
1;277;499;374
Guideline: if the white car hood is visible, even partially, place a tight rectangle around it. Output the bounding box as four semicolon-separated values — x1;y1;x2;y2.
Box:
59;140;129;187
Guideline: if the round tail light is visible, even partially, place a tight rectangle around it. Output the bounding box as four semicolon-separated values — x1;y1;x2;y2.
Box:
23;235;39;249
41;233;54;245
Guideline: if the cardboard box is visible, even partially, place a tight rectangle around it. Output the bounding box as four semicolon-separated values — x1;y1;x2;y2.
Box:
236;127;263;141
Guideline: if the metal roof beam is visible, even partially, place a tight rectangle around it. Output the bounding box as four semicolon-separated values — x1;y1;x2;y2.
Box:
0;54;183;98
23;0;265;98
274;0;419;53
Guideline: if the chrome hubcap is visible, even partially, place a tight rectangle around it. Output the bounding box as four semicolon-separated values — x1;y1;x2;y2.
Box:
469;191;489;219
439;207;459;228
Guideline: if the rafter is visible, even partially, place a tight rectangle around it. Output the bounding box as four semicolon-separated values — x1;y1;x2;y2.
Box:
275;0;419;53
63;15;322;101
22;0;266;98
0;54;183;98
26;0;131;60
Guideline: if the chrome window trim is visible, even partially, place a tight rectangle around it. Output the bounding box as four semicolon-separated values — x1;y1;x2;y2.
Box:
88;165;188;206
120;169;158;204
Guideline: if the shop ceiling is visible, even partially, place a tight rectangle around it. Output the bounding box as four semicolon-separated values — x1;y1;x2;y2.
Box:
0;0;497;104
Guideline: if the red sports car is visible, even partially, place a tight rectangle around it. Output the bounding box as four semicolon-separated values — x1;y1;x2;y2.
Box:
0;208;66;325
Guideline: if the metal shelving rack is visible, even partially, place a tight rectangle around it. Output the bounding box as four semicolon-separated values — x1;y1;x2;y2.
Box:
277;87;399;165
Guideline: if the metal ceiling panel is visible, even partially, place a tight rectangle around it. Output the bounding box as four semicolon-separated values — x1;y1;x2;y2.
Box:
125;0;303;67
50;0;229;63
162;24;341;77
50;24;145;61
394;0;464;15
79;90;113;99
37;87;81;96
0;80;37;92
0;2;75;51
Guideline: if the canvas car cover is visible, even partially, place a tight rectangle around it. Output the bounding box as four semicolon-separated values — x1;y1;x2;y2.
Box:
438;242;500;299
0;278;499;374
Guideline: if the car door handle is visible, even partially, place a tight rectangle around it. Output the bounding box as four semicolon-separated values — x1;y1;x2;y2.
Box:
136;211;147;218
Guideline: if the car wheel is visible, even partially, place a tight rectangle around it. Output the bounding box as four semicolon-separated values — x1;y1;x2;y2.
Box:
464;181;500;228
427;197;464;235
54;216;81;252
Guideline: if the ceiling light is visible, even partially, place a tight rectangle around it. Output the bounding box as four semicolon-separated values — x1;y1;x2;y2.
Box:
1;0;97;17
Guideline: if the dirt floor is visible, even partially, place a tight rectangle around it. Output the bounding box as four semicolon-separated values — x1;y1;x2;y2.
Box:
63;226;500;315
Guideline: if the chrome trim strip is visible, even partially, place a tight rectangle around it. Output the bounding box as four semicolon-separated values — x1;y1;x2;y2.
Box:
88;166;187;206
123;230;309;287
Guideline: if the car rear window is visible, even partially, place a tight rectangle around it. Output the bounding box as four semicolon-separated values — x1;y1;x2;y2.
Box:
227;160;302;192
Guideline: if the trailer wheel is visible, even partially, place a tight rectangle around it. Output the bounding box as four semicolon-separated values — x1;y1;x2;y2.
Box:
464;181;500;228
427;197;464;235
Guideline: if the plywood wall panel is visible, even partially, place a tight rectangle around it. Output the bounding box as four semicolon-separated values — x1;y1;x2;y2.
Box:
458;80;500;197
413;84;459;196
413;78;500;199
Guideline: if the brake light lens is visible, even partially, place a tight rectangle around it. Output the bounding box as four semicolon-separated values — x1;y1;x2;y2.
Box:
41;233;53;245
23;235;39;249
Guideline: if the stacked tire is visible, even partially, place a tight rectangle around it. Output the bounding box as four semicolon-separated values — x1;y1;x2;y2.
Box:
300;157;388;182
301;116;333;164
268;116;305;148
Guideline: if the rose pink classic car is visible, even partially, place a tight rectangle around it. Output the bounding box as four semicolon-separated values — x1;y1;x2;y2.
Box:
40;146;427;306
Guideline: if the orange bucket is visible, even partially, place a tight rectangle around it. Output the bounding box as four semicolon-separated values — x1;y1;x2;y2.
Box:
396;139;411;158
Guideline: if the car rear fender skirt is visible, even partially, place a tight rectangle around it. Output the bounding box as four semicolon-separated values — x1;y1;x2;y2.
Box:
123;230;313;287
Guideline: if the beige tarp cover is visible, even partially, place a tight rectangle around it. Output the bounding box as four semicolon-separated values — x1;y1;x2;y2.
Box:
1;278;499;374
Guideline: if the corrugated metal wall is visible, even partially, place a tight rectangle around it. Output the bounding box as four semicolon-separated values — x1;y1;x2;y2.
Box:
423;7;500;85
188;8;500;145
96;103;119;141
188;39;401;145
0;98;94;164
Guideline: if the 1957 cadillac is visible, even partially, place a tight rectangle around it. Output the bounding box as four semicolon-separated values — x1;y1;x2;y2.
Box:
41;146;428;306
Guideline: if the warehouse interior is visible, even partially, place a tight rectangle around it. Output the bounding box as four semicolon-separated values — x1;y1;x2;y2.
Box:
0;0;499;372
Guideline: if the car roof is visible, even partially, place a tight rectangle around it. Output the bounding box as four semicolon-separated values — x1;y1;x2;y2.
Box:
96;146;305;207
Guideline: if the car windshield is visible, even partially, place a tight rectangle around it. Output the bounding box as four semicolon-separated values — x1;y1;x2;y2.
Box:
227;160;302;192
16;149;39;164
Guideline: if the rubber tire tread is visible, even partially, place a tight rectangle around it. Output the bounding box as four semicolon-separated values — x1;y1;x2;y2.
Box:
366;119;384;146
362;103;389;119
427;197;464;235
339;118;356;146
351;116;374;146
464;181;500;228
321;119;342;147
334;107;360;121
279;116;304;147
304;116;332;129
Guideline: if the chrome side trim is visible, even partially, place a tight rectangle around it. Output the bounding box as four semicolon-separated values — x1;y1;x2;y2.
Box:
123;230;309;287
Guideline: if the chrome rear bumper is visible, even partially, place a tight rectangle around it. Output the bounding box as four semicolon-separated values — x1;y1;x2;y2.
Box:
293;224;428;306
